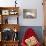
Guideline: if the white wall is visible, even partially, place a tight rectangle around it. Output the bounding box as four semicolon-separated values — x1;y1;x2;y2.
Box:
0;0;44;26
19;0;44;26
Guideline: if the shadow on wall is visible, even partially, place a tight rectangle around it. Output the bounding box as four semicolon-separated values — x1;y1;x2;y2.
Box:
18;26;43;44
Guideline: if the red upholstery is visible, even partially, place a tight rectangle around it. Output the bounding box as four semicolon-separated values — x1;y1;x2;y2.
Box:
21;28;41;46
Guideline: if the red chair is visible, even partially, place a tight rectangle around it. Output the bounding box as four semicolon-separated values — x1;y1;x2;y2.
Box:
21;28;41;46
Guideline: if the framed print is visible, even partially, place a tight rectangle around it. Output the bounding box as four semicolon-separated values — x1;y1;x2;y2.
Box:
2;10;9;15
23;9;37;19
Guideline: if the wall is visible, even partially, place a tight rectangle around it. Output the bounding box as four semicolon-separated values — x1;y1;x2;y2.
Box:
0;0;44;26
18;0;44;26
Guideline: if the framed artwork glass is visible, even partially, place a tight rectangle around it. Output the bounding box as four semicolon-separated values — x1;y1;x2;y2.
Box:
23;9;37;19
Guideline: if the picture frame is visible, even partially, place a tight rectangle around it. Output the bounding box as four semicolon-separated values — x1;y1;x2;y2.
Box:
23;9;37;19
